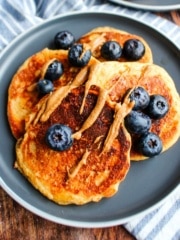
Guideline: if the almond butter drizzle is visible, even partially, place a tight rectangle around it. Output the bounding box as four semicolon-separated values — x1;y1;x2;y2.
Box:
27;82;37;92
40;58;57;79
67;149;90;179
27;58;58;93
95;170;110;186
79;64;100;114
72;89;108;140
32;62;135;155
32;66;89;124
102;94;134;154
85;33;106;52
72;65;134;142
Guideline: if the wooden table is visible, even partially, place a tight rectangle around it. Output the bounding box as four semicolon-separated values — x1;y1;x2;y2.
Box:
0;10;179;240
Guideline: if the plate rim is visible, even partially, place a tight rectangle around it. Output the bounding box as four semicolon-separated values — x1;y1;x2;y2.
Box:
0;10;180;228
108;0;180;11
0;176;179;228
0;10;179;58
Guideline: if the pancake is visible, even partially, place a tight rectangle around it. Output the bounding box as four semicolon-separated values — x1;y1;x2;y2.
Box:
8;27;152;140
26;61;180;161
126;63;180;160
77;26;153;63
16;86;132;205
14;60;180;204
84;61;180;160
7;48;98;139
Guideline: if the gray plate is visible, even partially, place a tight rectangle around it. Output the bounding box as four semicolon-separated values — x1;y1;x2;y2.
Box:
108;0;180;11
0;11;180;228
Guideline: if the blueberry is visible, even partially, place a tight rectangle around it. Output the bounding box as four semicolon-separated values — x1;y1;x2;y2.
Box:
123;39;145;60
129;87;150;110
125;110;151;135
68;44;91;67
37;79;54;95
138;132;163;157
146;94;169;119
44;60;64;81
54;30;75;50
101;41;122;60
45;124;73;151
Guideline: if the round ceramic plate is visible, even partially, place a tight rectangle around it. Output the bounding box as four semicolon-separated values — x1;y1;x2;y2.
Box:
0;11;180;228
108;0;180;11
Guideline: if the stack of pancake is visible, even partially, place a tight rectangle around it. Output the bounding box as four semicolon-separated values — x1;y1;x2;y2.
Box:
7;27;180;205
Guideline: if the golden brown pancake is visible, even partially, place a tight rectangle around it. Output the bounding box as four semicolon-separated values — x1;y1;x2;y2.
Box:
26;61;180;161
16;86;132;205
14;59;180;205
84;61;180;160
7;48;99;139
8;27;152;140
77;26;153;63
127;64;180;160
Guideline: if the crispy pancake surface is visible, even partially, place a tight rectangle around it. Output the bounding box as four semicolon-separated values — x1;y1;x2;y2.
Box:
78;26;153;63
16;87;131;205
85;61;180;160
7;48;98;139
128;64;180;160
13;60;180;205
25;61;180;162
8;27;152;140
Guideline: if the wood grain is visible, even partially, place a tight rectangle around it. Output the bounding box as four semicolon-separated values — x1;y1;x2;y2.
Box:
171;10;180;26
0;187;135;240
156;10;180;25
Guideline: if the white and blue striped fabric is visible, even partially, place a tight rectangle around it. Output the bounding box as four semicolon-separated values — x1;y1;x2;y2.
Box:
0;1;180;239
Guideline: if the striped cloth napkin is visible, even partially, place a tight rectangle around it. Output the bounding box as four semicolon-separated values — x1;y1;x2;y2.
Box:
0;1;179;239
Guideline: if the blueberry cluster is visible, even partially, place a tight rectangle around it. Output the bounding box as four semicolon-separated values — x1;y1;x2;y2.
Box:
40;31;168;155
68;44;91;67
37;31;92;95
54;31;92;67
37;60;64;95
124;87;169;157
101;39;145;61
54;31;145;67
38;31;94;151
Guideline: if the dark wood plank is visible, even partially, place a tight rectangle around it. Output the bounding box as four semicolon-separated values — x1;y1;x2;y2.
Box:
0;187;135;240
156;10;180;26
